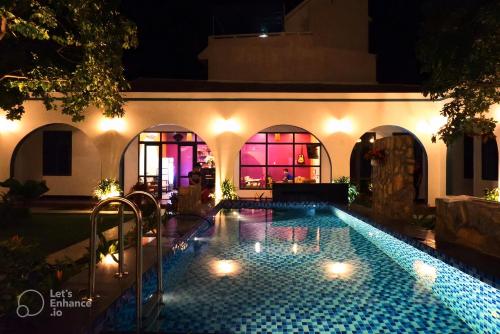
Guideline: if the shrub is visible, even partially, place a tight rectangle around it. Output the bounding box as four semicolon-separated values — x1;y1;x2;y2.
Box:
411;214;436;230
93;178;122;200
333;176;359;205
484;187;499;202
0;178;49;226
0;236;77;316
221;179;238;200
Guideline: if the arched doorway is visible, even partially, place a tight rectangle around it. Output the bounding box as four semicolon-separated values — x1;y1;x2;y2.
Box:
236;125;332;197
121;124;216;201
350;125;428;204
11;123;101;196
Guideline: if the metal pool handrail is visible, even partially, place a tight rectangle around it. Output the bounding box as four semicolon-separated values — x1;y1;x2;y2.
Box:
124;191;163;294
87;197;143;328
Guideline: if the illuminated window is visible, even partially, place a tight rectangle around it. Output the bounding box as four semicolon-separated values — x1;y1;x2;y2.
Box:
239;132;322;189
138;131;214;197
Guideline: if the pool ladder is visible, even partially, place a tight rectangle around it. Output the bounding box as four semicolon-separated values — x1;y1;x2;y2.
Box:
86;191;163;329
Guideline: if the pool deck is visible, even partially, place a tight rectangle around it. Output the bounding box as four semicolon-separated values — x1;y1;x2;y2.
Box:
1;215;204;334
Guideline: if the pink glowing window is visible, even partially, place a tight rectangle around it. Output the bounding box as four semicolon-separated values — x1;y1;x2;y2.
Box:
295;133;319;143
267;133;293;143
241;144;266;165
246;133;266;143
294;167;320;183
267;167;292;183
240;167;265;188
267;144;293;165
294;144;320;165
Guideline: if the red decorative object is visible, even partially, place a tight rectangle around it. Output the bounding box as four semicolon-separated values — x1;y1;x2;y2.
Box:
364;148;386;162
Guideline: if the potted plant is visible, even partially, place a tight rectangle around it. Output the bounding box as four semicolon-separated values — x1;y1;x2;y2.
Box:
484;187;499;202
333;176;359;205
410;214;436;241
221;179;238;200
93;178;122;200
364;148;386;166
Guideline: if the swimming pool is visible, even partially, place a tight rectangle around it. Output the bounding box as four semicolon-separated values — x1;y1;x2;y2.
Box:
103;206;500;333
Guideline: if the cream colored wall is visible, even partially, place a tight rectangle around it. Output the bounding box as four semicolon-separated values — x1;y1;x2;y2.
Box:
285;0;369;52
201;35;376;83
123;136;139;193
0;92;456;205
12;124;101;196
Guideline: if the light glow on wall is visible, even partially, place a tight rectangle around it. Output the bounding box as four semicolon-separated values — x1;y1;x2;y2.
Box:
326;118;354;134
0;115;20;133
416;116;447;135
492;104;500;122
99;117;126;133
213;118;241;134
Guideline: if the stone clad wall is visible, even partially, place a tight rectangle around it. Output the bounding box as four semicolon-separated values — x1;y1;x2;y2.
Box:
372;135;415;220
436;196;500;257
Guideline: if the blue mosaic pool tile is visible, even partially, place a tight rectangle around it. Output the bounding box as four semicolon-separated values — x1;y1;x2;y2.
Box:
101;206;500;333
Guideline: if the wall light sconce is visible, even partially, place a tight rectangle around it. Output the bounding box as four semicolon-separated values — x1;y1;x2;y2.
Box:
99;117;126;133
0;116;20;133
326;118;354;134
213;118;241;134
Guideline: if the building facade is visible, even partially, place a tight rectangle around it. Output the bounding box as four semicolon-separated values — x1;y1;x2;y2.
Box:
2;86;499;205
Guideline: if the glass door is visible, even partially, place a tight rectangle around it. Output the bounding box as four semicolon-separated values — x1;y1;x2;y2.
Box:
178;144;194;187
140;143;160;197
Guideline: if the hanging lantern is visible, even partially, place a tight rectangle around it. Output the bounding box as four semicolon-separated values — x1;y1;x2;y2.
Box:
173;133;184;142
186;132;193;141
274;133;281;141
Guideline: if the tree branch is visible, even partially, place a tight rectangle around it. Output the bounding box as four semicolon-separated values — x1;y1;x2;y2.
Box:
0;74;28;82
0;16;7;41
56;46;79;64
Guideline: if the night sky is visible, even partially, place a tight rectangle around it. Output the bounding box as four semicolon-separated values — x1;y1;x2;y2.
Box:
120;0;423;84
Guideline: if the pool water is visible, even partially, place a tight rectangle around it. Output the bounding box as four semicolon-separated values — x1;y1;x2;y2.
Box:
104;207;500;334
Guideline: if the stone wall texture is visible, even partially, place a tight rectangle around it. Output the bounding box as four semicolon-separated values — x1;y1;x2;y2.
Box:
372;135;415;220
436;196;500;258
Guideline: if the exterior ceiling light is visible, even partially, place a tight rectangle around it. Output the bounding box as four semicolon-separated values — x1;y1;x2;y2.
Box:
259;33;268;38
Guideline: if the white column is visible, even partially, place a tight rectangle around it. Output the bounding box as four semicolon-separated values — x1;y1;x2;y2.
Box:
426;141;447;206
